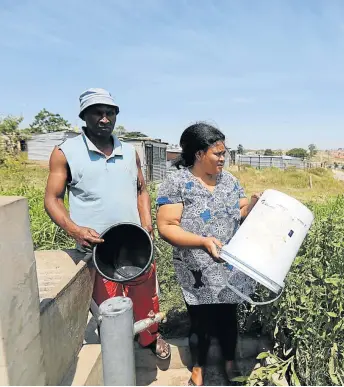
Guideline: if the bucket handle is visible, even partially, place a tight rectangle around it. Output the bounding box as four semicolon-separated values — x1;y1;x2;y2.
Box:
219;264;283;306
226;282;283;306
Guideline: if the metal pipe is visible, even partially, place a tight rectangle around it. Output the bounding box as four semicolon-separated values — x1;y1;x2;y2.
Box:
90;298;100;321
133;311;166;335
98;297;136;386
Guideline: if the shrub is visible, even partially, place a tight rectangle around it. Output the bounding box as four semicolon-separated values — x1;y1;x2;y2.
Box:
149;184;187;336
246;196;344;385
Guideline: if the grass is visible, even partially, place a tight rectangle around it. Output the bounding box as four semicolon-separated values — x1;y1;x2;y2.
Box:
230;166;344;203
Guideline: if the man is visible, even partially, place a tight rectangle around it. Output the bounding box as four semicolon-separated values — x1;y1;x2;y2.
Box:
44;88;170;359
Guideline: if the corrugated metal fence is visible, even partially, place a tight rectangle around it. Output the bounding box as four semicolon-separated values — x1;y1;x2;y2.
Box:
236;155;307;169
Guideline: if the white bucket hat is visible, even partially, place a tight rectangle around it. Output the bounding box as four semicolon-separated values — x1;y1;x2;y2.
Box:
79;88;120;119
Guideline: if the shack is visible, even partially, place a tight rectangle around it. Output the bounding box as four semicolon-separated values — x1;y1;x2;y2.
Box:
27;132;168;183
166;145;182;169
27;131;80;161
121;137;168;183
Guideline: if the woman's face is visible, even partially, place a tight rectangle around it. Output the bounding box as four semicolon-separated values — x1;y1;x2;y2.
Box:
197;141;226;175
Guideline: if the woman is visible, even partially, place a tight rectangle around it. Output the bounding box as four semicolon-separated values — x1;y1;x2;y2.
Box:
156;123;260;386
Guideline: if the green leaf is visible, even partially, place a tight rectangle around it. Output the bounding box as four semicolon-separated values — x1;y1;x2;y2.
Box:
281;364;289;377
256;352;270;360
329;356;339;385
231;376;248;382
274;325;279;337
327;312;338;317
294;317;304;322
334;320;343;332
291;363;301;386
324;278;340;286
283;347;293;357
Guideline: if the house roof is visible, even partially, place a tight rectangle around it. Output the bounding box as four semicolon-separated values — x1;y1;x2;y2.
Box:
119;136;168;145
166;149;182;154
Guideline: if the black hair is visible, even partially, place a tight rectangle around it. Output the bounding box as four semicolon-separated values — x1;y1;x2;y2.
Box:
174;122;225;169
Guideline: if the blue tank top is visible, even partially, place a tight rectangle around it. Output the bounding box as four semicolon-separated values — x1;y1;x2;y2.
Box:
59;133;141;236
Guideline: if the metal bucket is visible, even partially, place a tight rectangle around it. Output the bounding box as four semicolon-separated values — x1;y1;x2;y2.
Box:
93;222;154;283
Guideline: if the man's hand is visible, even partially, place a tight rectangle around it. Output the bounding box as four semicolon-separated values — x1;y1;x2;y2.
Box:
69;226;104;249
143;224;154;240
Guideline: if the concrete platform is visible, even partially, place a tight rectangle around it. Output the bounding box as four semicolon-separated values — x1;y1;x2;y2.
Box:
63;334;272;386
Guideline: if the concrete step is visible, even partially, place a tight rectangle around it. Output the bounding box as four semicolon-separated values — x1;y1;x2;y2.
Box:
134;335;272;370
137;360;262;386
61;344;103;386
84;313;272;371
136;367;191;386
62;343;275;386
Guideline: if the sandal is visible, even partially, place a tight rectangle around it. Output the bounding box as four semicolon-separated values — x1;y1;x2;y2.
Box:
187;367;204;386
188;377;201;386
148;333;171;360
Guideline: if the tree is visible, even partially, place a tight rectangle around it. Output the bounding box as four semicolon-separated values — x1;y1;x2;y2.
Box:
286;148;308;159
114;125;127;137
237;144;244;155
114;125;148;138
0;115;23;135
308;144;317;158
0;115;28;162
29;109;71;133
124;131;148;138
264;149;274;156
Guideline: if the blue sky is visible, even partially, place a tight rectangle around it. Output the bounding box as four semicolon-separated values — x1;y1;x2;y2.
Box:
0;0;343;149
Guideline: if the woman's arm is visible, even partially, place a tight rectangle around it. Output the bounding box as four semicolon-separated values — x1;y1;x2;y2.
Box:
157;203;223;259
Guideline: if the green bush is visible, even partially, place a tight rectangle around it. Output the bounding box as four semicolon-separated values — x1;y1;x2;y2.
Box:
0;185;74;250
309;167;332;177
247;196;344;385
149;184;187;336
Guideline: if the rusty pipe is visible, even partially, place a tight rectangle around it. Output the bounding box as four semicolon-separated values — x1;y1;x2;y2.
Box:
133;312;166;335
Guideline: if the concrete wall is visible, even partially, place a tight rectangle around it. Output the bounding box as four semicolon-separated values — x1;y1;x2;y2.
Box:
36;250;94;386
0;197;46;385
0;197;94;386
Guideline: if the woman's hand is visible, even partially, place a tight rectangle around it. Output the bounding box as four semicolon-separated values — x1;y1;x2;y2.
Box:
201;237;223;261
247;192;263;214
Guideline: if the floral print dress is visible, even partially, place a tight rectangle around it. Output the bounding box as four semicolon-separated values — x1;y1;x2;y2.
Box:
157;168;256;305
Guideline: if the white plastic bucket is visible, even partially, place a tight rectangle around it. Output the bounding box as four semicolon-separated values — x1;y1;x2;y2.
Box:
220;189;314;304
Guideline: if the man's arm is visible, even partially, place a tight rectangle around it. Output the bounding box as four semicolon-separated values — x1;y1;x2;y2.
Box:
136;152;153;236
44;147;103;249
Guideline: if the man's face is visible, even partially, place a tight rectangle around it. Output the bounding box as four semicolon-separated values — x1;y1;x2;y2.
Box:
83;104;117;137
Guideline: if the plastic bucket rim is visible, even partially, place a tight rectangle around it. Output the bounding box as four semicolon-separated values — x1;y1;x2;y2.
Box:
92;221;154;283
220;249;283;294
